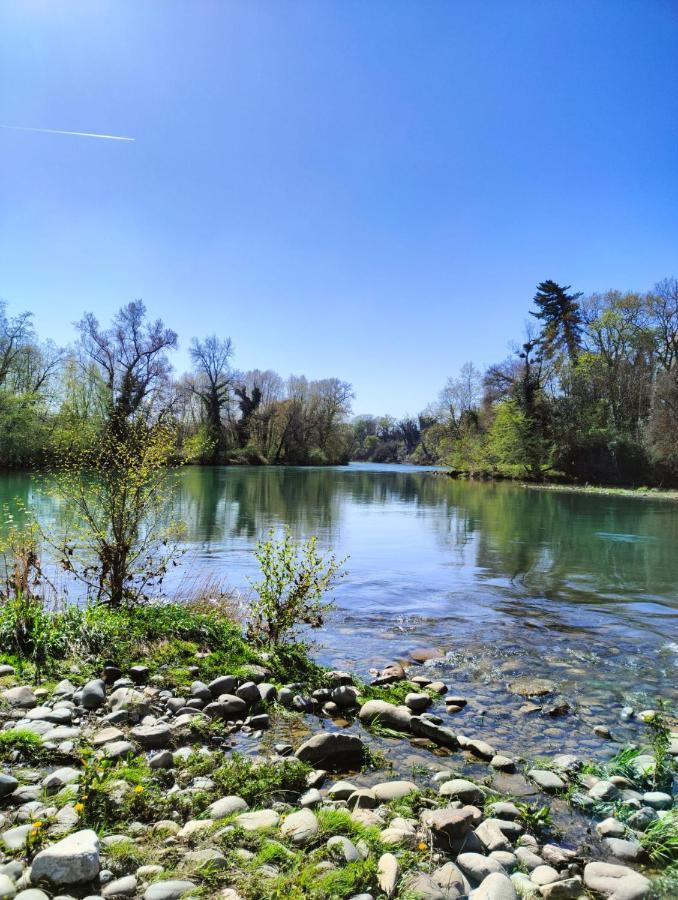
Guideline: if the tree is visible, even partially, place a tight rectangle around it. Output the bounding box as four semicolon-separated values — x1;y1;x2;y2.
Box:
531;280;583;361
439;362;482;425
78;301;177;426
189;335;235;458
52;419;183;606
647;278;678;372
0;302;33;388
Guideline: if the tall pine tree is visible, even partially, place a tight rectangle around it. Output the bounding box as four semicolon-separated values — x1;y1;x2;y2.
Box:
531;280;583;361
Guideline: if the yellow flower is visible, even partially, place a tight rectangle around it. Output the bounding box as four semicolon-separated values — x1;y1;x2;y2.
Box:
418;841;427;851
75;802;85;813
32;821;43;829
134;785;144;793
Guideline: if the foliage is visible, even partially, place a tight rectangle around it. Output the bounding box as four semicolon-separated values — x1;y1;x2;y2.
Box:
247;526;346;648
51;418;185;606
641;810;678;866
0;727;45;761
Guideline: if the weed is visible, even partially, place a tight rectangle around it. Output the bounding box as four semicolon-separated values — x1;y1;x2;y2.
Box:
0;728;46;761
641;810;678;866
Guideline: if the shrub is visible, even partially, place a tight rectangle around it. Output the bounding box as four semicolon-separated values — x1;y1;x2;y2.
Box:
247;527;346;648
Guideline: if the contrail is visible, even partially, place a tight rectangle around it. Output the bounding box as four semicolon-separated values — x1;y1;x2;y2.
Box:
0;124;134;142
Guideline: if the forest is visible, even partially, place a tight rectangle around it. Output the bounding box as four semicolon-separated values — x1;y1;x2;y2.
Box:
1;276;677;486
354;278;678;486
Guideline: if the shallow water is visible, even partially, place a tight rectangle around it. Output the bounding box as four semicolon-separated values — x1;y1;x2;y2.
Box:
2;463;677;757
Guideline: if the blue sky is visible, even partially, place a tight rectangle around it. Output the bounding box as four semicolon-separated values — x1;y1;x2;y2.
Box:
1;1;677;417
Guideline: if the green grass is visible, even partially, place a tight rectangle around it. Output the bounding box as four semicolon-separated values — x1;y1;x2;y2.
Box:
641;811;678;866
0;727;46;761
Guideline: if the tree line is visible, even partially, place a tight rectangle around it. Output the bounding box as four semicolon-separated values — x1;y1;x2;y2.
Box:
353;277;678;486
0;300;354;469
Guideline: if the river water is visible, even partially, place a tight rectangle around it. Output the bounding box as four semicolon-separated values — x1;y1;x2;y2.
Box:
2;463;677;762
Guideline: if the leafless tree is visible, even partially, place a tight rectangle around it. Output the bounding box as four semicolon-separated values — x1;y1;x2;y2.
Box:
78;300;177;424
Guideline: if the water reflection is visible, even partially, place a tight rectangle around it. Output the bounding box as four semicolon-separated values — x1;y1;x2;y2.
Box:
1;463;677;652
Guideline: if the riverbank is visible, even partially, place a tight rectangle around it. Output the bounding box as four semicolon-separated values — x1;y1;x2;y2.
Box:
520;482;678;502
0;604;675;899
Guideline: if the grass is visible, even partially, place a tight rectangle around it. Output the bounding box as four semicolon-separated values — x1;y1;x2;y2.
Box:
0;595;322;688
359;679;436;706
641;811;678;866
0;727;46;761
651;862;678;899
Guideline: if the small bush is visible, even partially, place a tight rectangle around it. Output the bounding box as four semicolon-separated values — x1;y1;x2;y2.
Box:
247;527;346;648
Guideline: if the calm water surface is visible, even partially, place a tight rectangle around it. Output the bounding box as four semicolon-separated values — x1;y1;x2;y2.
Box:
2;463;677;759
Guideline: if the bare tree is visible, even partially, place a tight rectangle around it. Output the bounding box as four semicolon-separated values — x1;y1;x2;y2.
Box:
78;300;177;425
189;335;235;457
439;362;482;424
647;278;678;372
0;301;34;388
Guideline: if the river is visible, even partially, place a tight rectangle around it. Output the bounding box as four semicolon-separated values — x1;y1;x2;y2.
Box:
2;462;676;761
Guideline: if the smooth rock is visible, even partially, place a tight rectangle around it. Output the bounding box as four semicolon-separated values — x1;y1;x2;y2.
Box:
358;700;412;732
280;809;319;846
472;872;517;900
234;809;279;831
527;770;565;793
295;732;364;769
143;882;196;900
207;796;248;819
373;780;418;802
584;862;651;900
439;778;485;805
377;853;399;897
31;829;100;886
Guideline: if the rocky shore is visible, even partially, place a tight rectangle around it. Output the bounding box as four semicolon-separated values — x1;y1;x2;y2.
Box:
0;653;676;900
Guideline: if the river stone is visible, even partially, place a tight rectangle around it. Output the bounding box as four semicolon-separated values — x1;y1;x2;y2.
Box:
508;677;555;697
358;699;412;732
402;873;445;899
378;853;399;897
405;692;432;713
108;688;148;716
206;695;248;719
280;809;319;846
539;878;582;900
641;791;672;809
530;866;560;886
457;853;505;884
410;716;459;747
0;775;18;799
439;778;485;805
235;809;279;831
462;736;496;759
511;873;540;899
491;755;516;772
295;732;364;769
143;882;196;900
130;724;171;749
1;687;35;708
1;826;32;850
101;875;137;898
602;838;643;862
328;780;358;800
490;802;521;820
81;680;106;710
91;726;125;747
596;818;626;838
410;647;444;663
422;806;477;841
327;835;361;862
373;780;418;802
207;675;235;697
472;872;517;900
433;861;471;897
31;829;100;886
626;807;658;831
207;796;248;819
527;769;565;793
475;819;512;852
14;893;50;900
0;875;16;900
103;741;135;759
583;862;651;900
589;781;620;802
43;767;80;794
348;788;378;809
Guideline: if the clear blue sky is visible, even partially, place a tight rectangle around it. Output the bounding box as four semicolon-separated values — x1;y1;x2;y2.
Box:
1;1;677;417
